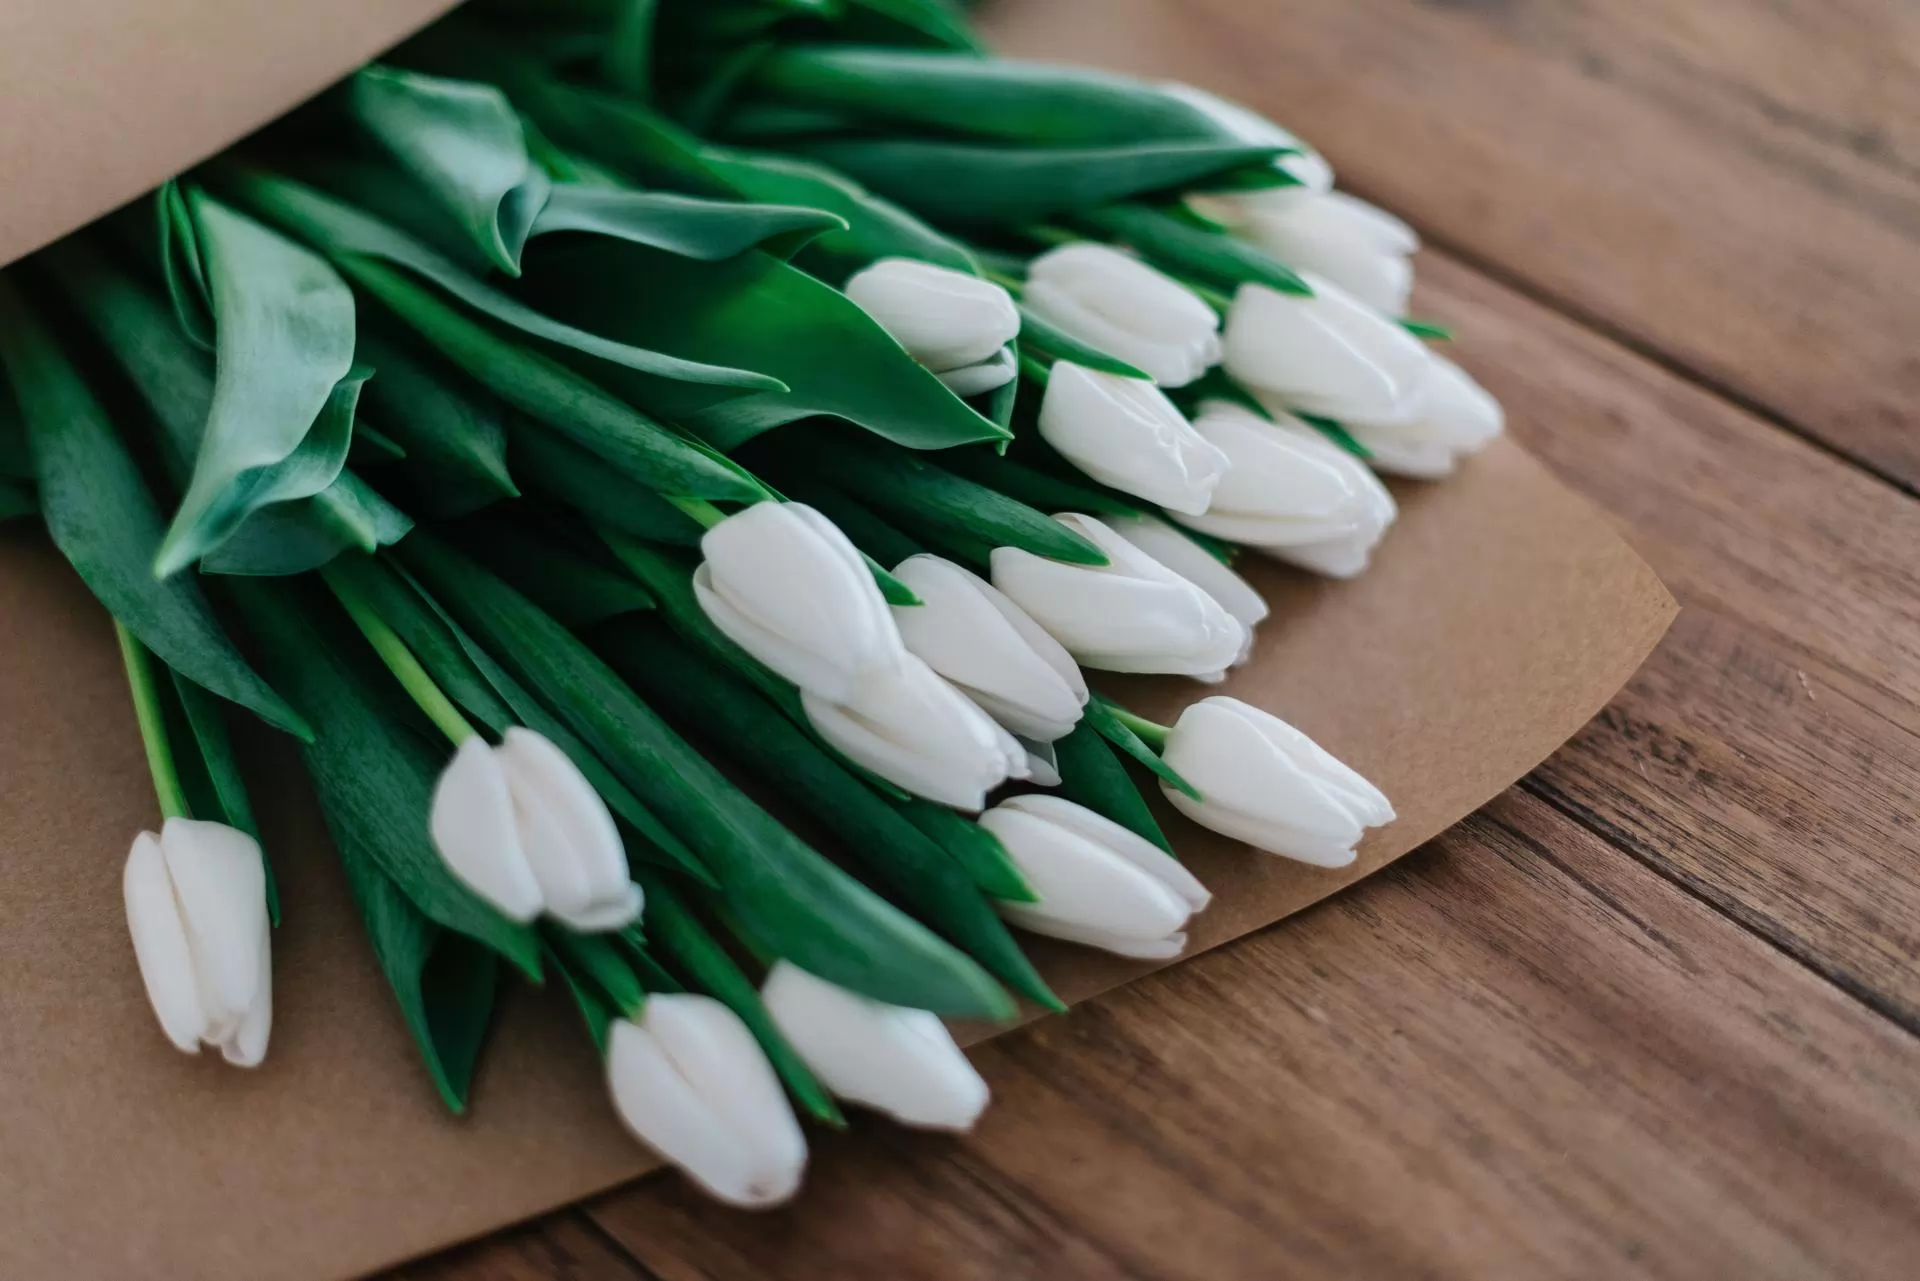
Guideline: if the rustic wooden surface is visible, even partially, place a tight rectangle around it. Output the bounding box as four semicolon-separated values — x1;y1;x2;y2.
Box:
395;2;1920;1277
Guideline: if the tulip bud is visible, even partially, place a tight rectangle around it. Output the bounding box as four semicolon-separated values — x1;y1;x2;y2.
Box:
1169;402;1398;580
1222;277;1431;423
1017;736;1063;787
694;501;905;703
123;818;272;1066
607;994;808;1208
803;653;1027;811
1024;244;1222;388
761;961;989;1130
1190;190;1417;315
1159;697;1393;867
1037;363;1229;516
1337;355;1504;479
1106;513;1268;663
979;795;1211;959
430;728;639;932
1159;83;1335;192
991;513;1245;680
844;258;1021;394
889;553;1088;742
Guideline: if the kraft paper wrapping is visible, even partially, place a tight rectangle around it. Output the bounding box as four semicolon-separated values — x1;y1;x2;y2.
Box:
0;3;1674;1275
0;439;1674;1279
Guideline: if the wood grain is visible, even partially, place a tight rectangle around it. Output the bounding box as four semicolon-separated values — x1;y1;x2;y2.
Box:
979;0;1920;490
583;793;1920;1281
1408;251;1920;1025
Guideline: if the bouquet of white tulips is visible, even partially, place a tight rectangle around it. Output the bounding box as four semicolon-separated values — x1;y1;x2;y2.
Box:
0;0;1496;1208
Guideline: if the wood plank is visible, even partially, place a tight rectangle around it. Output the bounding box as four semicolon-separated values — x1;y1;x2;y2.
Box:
979;0;1920;489
585;791;1920;1281
1400;250;1920;1024
387;1212;648;1281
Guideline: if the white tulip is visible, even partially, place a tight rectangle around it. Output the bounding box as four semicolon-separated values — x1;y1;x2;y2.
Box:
1037;363;1228;515
1222;276;1432;423
761;961;988;1130
845;257;1020;393
803;653;1027;811
1171;402;1398;579
430;728;639;932
1190;190;1417;314
937;345;1017;398
991;513;1245;680
694;501;904;703
1160;697;1393;867
1339;354;1504;479
889;553;1088;742
123;818;272;1067
1024;243;1222;388
1158;83;1335;193
607;994;807;1208
1106;513;1268;664
979;795;1210;959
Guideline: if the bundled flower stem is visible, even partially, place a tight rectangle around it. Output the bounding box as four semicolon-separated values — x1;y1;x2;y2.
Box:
0;0;1490;1207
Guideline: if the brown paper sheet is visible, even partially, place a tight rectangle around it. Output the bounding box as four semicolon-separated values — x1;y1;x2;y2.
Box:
0;0;464;272
0;436;1674;1279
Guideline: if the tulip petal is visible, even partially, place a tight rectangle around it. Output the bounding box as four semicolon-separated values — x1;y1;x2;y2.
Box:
999;794;1210;910
802;655;1015;810
1223;278;1431;422
979;807;1195;943
499;728;632;928
763;962;989;1131
1025;244;1221;388
937;347;1017;398
124;831;207;1055
607;1018;768;1207
1037;365;1228;514
990;513;1244;677
159;817;267;1042
1108;514;1269;634
430;736;544;923
222;911;274;1068
891;555;1088;742
647;995;808;1205
697;502;903;702
845;258;1021;373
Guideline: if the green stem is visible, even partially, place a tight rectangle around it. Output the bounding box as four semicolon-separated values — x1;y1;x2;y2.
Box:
664;495;731;529
1018;352;1052;385
1108;705;1171;751
321;562;477;746
1027;223;1080;249
116;622;192;821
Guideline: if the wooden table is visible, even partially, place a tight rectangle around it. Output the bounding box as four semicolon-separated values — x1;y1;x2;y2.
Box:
397;2;1920;1276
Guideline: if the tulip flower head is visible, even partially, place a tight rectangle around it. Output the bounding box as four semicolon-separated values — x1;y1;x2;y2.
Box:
889;553;1089;742
1037;363;1229;515
980;795;1211;959
991;513;1245;680
1024;243;1222;388
607;994;808;1208
761;961;989;1130
123;817;272;1066
1190;189;1418;314
1172;402;1398;579
1159;697;1394;866
803;652;1028;811
1222;276;1432;423
845;258;1021;395
1106;513;1269;664
694;501;905;703
1160;82;1335;192
430;728;639;931
1334;355;1504;479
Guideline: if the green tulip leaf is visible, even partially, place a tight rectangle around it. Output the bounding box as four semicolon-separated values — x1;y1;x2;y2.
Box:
1077;202;1311;297
353;327;519;516
0;274;310;738
1054;719;1174;853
